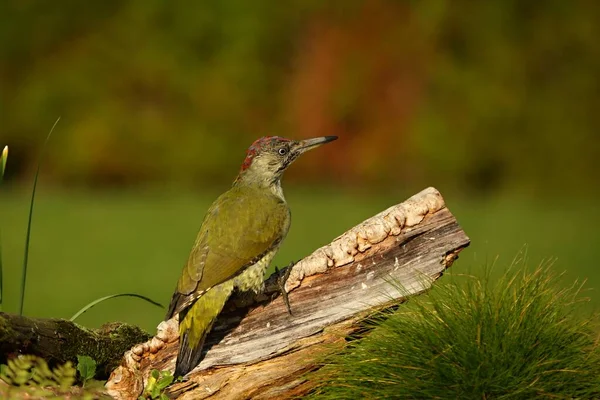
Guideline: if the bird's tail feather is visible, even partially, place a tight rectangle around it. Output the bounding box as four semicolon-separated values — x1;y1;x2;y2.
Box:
165;290;182;320
174;283;233;377
175;318;216;378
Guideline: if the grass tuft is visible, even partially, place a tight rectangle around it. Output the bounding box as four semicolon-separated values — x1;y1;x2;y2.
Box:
308;262;600;399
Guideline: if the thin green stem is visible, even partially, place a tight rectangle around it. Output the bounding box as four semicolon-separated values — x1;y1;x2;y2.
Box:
70;293;164;321
19;117;60;316
0;145;7;311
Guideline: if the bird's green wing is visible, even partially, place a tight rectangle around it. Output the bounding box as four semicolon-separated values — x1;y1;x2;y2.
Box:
166;186;290;318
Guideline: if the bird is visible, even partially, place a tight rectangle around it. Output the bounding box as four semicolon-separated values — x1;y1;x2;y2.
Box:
165;135;338;377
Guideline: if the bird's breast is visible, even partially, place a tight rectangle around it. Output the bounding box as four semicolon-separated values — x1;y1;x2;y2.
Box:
233;246;280;293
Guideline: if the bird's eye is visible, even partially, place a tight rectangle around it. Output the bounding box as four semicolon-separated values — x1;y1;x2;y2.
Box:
278;148;288;156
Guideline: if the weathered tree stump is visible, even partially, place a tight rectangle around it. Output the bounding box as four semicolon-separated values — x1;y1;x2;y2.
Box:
106;187;470;399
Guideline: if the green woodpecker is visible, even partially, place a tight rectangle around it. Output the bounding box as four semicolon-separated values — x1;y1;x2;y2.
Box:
165;135;338;377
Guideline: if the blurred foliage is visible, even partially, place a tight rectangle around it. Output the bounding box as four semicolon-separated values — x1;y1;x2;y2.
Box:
0;354;107;399
1;1;599;194
1;355;75;390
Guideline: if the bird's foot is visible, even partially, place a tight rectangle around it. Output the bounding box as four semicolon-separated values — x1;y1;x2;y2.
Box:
274;261;295;316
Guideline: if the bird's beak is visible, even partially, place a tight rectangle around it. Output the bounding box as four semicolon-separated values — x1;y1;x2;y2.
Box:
294;136;338;154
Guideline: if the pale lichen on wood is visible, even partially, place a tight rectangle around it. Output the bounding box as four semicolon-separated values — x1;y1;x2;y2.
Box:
106;187;470;399
283;186;446;290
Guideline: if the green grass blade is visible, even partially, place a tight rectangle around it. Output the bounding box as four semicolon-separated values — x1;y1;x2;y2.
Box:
19;117;60;316
70;293;164;321
0;146;7;178
0;145;7;311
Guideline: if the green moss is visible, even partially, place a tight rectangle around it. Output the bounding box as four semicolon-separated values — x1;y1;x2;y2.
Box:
0;315;16;344
60;320;150;376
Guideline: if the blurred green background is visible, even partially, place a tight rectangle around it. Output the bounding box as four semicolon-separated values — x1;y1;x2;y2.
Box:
1;1;599;332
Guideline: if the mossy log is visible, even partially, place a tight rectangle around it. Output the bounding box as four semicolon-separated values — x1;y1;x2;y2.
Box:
106;187;470;399
0;314;151;377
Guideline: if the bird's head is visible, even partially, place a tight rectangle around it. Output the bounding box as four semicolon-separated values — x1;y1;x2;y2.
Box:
235;135;338;187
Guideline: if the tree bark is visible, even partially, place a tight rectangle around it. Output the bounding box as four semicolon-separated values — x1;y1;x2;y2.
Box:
0;314;151;377
105;187;470;399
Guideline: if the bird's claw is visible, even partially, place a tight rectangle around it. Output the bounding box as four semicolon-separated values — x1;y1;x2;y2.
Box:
275;261;295;316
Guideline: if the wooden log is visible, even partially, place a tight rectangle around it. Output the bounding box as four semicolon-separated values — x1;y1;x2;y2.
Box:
0;314;151;377
106;187;470;399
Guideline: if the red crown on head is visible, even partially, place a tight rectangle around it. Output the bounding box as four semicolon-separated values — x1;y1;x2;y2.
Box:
240;136;291;171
